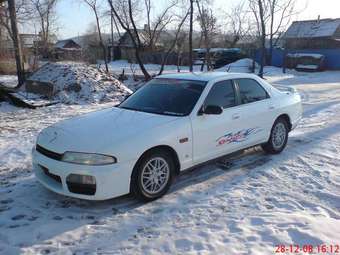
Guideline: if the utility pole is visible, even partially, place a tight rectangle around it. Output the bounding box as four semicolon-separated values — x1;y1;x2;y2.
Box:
188;0;193;72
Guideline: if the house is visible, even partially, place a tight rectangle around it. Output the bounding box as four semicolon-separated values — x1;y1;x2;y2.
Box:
0;32;42;62
118;28;173;61
118;27;210;64
55;39;82;50
284;18;340;49
60;33;120;62
20;34;41;49
54;39;82;60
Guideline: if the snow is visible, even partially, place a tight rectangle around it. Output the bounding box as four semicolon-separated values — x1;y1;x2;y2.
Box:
287;53;324;59
28;62;132;104
215;58;258;73
0;75;18;88
296;64;319;70
109;60;206;75
1;65;340;254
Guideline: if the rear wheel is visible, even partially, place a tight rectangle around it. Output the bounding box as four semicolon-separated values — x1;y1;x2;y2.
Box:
262;118;289;154
131;150;175;202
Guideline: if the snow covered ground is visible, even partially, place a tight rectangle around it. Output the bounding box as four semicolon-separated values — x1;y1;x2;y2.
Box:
109;60;206;75
0;67;340;254
0;75;18;88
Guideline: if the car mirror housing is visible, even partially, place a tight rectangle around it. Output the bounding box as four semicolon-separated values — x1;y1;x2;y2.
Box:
201;105;223;115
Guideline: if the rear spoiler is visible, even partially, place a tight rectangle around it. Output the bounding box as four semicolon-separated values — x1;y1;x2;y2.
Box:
274;85;298;94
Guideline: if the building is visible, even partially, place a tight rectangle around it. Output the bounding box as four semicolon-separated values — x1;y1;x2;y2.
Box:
284;18;340;49
54;39;82;60
0;32;41;60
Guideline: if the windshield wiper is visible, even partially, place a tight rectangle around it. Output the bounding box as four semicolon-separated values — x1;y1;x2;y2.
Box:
162;111;184;116
120;106;183;116
119;106;141;112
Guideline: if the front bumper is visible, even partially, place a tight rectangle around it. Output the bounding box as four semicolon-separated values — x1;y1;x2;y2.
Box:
32;148;135;200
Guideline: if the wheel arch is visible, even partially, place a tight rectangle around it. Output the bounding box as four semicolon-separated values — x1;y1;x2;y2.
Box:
275;113;292;131
130;145;181;185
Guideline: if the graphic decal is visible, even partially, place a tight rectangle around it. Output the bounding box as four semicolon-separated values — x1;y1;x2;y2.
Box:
216;127;263;146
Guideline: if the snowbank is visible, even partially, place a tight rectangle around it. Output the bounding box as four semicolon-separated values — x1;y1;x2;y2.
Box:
27;62;132;104
215;58;259;73
287;53;324;59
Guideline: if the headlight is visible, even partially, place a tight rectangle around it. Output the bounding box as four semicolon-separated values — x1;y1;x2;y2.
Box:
62;152;117;165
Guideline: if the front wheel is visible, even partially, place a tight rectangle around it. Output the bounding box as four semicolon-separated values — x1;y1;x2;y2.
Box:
262;118;289;154
131;150;175;202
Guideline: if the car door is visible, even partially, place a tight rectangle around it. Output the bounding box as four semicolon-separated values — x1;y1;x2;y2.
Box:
191;79;245;164
232;78;273;147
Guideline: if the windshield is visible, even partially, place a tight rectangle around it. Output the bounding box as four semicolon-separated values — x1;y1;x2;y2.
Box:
119;78;206;116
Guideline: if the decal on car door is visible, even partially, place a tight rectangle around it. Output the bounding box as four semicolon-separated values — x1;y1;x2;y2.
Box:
216;127;263;146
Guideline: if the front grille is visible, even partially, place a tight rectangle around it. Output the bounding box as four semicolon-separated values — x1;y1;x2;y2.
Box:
40;165;62;183
36;144;63;161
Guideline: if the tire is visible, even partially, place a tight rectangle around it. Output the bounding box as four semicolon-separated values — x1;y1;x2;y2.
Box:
131;150;175;202
261;117;289;154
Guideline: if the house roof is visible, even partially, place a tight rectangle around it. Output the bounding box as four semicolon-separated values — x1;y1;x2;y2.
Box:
55;39;81;49
285;18;340;39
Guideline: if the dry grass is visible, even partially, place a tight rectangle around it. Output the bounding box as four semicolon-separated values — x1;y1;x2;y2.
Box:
0;60;17;75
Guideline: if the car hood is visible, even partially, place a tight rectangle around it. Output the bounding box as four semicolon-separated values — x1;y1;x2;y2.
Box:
37;107;179;154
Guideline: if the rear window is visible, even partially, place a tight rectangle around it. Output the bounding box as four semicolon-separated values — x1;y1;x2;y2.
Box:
204;80;236;108
236;79;268;104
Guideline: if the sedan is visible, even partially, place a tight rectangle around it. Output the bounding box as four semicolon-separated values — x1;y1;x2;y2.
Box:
32;72;302;201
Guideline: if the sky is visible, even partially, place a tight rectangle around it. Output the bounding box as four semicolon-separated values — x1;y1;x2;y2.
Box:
56;0;340;39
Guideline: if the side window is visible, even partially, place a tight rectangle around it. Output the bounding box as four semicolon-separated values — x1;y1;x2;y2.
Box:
204;80;236;108
236;79;268;104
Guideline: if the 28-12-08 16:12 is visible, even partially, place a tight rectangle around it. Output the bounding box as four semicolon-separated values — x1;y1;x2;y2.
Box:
275;244;340;253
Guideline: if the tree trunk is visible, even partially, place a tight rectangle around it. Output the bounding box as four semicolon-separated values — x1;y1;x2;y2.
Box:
267;34;273;66
258;0;266;78
107;0;151;80
110;10;114;61
94;8;108;73
7;0;25;87
283;47;287;73
188;0;193;72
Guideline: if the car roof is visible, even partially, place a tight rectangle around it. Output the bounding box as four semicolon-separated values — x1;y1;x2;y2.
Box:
156;72;259;82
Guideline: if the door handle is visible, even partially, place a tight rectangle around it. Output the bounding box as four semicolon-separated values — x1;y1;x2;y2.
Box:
269;105;275;110
232;114;240;120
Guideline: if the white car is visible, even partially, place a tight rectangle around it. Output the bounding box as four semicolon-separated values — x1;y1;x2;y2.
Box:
32;72;302;201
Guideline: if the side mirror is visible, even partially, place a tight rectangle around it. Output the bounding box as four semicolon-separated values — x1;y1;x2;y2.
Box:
201;105;223;115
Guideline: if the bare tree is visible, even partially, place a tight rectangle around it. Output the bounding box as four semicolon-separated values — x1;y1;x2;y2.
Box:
223;2;253;48
1;0;25;86
30;0;58;58
196;1;217;71
107;0;180;80
82;0;109;72
107;0;151;80
249;0;296;76
143;0;178;50
0;0;33;42
249;0;269;77
267;0;296;64
158;9;189;75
